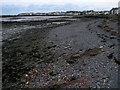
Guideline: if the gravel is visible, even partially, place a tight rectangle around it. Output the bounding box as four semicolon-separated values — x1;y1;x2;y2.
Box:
2;17;119;88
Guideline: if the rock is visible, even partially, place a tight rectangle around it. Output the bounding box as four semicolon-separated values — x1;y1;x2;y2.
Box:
49;71;58;76
48;84;61;88
67;63;70;66
47;45;57;49
48;41;54;44
66;53;81;64
109;44;115;48
25;45;30;47
55;34;58;37
110;36;115;39
101;40;106;42
103;79;109;83
107;53;114;59
102;76;108;79
64;46;68;49
69;76;77;81
58;79;61;81
70;53;81;58
111;31;118;36
114;57;120;65
26;81;29;85
99;46;104;49
96;84;101;88
24;74;28;77
82;47;103;56
83;63;87;66
98;25;102;28
66;59;77;64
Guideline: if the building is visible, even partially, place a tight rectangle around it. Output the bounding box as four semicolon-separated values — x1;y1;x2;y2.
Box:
110;8;119;15
47;12;60;15
60;12;65;15
82;10;94;15
65;11;81;15
18;13;33;16
18;13;48;16
36;13;47;15
53;12;61;15
93;11;101;15
103;11;110;15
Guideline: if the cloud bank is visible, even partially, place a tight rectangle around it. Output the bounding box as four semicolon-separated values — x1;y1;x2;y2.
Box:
1;0;119;15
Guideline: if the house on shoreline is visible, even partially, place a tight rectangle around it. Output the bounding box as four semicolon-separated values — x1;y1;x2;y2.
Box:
18;13;47;16
65;11;82;15
110;8;120;15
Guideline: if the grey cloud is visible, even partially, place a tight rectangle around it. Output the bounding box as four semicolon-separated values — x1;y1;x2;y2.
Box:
1;3;114;15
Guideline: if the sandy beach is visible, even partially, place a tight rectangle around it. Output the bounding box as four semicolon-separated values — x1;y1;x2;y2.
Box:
2;16;119;88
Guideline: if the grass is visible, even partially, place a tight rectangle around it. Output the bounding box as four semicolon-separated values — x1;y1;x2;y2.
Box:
83;14;120;19
97;14;119;19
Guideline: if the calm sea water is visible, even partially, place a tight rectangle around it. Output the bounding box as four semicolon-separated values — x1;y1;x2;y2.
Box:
1;16;71;22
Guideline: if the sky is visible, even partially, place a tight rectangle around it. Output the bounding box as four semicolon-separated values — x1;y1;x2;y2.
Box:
1;0;120;15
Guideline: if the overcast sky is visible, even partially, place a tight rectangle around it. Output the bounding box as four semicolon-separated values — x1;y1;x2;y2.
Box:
1;0;119;15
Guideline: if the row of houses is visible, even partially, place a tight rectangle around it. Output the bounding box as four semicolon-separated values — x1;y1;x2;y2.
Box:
18;11;111;16
18;12;80;16
18;7;119;16
18;13;47;16
84;7;120;15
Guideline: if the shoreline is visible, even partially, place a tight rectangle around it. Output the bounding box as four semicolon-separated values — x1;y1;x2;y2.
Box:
2;17;119;88
2;17;77;41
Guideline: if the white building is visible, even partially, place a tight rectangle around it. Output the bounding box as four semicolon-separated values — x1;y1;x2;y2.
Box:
110;8;120;15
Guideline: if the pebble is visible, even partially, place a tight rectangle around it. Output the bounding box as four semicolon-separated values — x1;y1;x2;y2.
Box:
67;63;70;66
102;76;108;79
64;46;68;49
26;81;29;84
25;74;29;77
58;79;61;81
96;84;101;88
99;46;103;48
103;79;109;83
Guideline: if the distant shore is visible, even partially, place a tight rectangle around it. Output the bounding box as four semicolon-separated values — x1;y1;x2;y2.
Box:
1;14;119;20
1;15;71;18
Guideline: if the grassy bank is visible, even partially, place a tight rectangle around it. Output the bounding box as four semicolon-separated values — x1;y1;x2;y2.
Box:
82;14;119;19
97;14;119;19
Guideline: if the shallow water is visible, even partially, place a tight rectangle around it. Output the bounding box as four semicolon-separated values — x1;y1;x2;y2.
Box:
1;16;71;22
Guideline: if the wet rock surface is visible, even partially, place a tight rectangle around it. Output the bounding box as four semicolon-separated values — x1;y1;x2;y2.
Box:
2;17;119;88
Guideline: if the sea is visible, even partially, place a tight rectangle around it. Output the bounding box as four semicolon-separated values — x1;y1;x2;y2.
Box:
0;16;71;22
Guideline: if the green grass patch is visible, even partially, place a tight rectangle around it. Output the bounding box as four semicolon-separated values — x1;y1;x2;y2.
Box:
97;14;119;19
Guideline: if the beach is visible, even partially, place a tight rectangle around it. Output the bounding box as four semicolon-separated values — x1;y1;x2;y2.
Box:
2;16;119;88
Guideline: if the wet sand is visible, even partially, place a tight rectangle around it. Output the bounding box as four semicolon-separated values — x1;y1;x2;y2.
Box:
2;17;119;88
